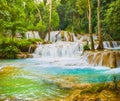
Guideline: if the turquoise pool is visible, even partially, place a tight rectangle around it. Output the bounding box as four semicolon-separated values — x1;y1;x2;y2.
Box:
0;58;120;100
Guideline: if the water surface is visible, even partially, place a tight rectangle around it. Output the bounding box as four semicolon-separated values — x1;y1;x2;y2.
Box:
0;58;120;100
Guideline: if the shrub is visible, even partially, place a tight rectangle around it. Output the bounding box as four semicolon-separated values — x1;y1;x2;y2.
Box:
28;38;43;44
0;38;16;47
1;46;20;59
0;48;5;58
83;44;90;51
0;38;42;59
16;39;31;52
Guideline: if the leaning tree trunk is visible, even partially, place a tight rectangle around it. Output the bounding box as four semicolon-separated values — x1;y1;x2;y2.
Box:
36;6;42;21
97;0;103;49
48;0;52;41
88;0;94;50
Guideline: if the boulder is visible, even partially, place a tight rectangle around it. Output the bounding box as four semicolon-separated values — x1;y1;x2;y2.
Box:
16;52;33;59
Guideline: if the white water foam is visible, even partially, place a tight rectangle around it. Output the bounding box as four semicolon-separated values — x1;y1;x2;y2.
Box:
105;67;120;74
34;41;83;58
0;66;4;70
26;31;40;39
45;31;78;42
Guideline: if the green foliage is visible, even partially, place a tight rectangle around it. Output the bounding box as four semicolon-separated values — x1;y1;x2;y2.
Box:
0;37;44;59
36;20;46;32
0;38;17;47
16;39;31;52
0;0;26;38
28;38;43;44
103;0;120;40
0;45;20;59
4;46;20;59
0;38;31;58
0;0;119;40
0;38;19;58
83;44;90;51
51;11;59;30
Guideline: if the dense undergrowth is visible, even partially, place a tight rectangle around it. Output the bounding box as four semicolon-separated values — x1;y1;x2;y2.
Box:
0;38;43;59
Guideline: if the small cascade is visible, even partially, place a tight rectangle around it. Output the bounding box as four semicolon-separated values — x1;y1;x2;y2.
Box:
45;31;78;42
26;31;40;39
87;51;120;68
103;41;120;50
72;33;78;42
34;42;83;58
112;41;119;47
28;45;32;53
103;41;111;48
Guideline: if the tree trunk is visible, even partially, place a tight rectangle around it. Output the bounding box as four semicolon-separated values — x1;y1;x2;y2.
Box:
97;0;103;49
48;0;52;41
88;0;94;50
36;6;42;20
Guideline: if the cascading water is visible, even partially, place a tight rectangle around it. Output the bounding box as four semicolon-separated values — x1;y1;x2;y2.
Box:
103;41;120;50
45;31;78;42
26;31;40;39
1;32;120;100
34;41;83;58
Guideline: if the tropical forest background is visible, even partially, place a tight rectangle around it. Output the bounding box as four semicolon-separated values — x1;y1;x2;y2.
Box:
0;0;120;58
0;0;120;40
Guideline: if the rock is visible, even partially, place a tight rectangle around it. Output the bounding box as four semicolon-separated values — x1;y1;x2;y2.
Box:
16;52;33;59
16;53;27;59
27;53;33;58
42;41;52;44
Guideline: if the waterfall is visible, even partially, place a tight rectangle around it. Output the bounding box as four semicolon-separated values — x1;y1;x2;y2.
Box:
112;41;119;47
72;33;78;42
103;41;120;50
45;31;61;42
34;41;83;58
103;41;111;48
45;31;77;42
26;31;40;39
28;45;32;53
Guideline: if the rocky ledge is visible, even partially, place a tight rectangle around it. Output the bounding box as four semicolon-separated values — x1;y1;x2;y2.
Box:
86;50;120;68
16;52;33;59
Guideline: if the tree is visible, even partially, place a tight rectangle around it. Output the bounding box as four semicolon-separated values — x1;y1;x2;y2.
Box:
103;0;120;40
0;0;26;39
97;0;103;49
88;0;94;50
48;0;52;41
24;0;37;31
76;0;89;33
